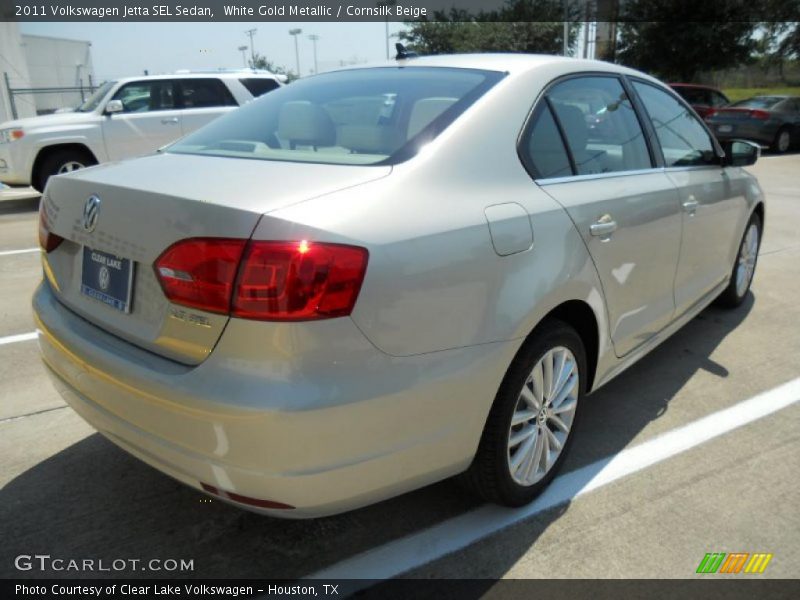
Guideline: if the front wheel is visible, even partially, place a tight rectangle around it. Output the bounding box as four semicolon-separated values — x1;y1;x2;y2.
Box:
34;149;97;192
461;320;586;507
715;212;762;308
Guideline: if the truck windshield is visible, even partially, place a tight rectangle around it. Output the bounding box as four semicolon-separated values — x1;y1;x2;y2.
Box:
76;81;116;113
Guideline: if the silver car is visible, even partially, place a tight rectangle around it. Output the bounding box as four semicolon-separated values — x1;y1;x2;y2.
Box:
33;54;765;518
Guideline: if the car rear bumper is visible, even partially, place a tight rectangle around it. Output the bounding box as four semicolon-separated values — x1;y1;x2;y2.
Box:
709;122;779;147
33;280;518;517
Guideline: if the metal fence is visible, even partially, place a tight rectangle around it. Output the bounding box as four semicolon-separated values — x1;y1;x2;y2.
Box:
3;72;98;119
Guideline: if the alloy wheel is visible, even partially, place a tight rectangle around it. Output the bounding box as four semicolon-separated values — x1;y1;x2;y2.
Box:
735;223;759;297
57;161;85;174
507;346;578;486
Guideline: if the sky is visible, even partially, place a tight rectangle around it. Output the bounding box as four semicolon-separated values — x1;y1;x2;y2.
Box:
20;21;409;81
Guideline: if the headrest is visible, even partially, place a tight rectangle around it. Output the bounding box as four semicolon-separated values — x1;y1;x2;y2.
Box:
277;101;336;147
408;97;457;138
552;103;588;152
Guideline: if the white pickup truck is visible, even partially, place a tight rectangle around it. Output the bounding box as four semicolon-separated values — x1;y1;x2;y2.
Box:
0;71;282;191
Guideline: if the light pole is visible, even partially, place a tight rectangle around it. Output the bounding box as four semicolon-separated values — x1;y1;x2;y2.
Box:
289;28;302;76
237;45;248;68
244;28;257;65
377;0;396;58
308;34;319;73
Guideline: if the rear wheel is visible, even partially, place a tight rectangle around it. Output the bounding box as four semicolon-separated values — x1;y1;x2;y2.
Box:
461;320;586;507
34;148;97;192
715;212;761;308
773;127;791;154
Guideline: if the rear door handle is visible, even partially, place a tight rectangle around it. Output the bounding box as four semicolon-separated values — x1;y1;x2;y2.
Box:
590;216;618;238
682;197;699;215
161;117;179;124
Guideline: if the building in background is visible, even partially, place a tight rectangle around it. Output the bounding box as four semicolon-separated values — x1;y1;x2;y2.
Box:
1;23;95;121
0;22;35;122
22;34;95;114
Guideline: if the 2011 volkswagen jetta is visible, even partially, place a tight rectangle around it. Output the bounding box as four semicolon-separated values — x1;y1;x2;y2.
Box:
33;54;765;517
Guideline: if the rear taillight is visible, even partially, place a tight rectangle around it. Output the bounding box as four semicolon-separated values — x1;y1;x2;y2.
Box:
154;238;368;321
38;204;63;253
154;238;247;314
750;109;770;120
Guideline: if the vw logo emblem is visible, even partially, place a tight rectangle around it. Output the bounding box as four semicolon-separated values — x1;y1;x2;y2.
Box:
83;195;101;232
98;266;110;291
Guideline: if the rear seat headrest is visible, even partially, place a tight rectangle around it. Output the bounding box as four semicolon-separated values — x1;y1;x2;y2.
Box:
277;101;336;147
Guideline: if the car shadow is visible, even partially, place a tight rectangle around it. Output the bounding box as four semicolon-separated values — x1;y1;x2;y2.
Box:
0;196;40;216
0;295;754;580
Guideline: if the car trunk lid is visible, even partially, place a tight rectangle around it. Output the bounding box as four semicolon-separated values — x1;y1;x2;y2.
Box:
41;153;390;365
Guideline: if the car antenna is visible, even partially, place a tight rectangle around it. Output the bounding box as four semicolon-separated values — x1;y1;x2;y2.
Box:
395;43;418;60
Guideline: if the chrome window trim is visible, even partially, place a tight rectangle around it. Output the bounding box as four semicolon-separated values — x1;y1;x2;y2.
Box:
535;164;722;186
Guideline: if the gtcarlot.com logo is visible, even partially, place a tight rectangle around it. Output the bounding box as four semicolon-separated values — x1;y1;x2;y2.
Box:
14;554;194;572
696;552;773;574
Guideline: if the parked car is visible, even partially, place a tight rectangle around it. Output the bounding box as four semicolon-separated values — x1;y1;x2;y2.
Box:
0;71;282;191
669;83;730;120
706;95;800;153
34;54;764;518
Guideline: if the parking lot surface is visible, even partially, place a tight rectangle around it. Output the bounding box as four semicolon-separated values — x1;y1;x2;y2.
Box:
1;156;798;580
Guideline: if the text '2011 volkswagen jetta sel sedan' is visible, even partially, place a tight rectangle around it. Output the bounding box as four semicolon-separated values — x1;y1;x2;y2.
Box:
33;54;765;517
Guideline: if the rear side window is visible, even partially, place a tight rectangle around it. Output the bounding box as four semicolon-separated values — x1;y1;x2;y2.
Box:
520;103;572;179
675;87;708;105
239;78;280;97
547;76;651;175
633;81;717;167
178;79;237;108
710;91;729;108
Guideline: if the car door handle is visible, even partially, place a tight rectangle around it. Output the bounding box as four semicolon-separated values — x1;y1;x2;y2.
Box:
590;216;618;238
161;118;179;124
682;197;699;215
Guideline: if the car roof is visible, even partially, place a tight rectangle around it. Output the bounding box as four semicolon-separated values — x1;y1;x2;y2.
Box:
112;71;280;84
669;83;724;92
328;53;657;80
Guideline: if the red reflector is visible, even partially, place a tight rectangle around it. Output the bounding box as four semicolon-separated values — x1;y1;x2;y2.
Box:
201;483;294;510
38;203;63;253
154;238;247;314
232;240;368;321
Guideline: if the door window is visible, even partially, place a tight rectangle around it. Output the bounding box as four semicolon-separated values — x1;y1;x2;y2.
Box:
239;78;280;98
633;81;718;167
547;76;652;176
112;81;175;113
520;103;573;179
178;79;237;108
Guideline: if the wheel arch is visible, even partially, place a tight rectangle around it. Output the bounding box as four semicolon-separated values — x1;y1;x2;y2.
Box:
526;299;600;394
31;143;99;191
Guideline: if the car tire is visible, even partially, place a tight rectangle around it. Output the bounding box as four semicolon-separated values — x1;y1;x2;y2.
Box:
715;212;762;308
34;149;97;192
773;127;792;154
460;319;586;507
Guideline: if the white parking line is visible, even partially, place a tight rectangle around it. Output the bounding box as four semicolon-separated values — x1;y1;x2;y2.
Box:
308;376;800;583
0;247;39;257
0;331;38;346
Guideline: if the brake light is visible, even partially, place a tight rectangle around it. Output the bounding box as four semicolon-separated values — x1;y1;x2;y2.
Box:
38;204;63;253
233;241;368;321
750;109;770;120
154;238;369;321
154;238;247;314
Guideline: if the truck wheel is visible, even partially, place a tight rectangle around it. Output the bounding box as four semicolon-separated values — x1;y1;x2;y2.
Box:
34;149;97;192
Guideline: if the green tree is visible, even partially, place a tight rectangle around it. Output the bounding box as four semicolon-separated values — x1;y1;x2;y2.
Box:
398;1;582;56
249;53;298;83
616;1;759;81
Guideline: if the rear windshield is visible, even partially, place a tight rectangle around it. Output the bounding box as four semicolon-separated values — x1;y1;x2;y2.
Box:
239;77;280;97
731;97;784;109
168;67;505;166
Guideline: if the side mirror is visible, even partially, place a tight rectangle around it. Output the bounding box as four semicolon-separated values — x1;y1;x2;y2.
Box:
721;139;760;167
105;99;124;114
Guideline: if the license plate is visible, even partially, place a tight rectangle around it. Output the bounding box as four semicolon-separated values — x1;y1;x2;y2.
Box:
718;125;733;133
80;248;135;313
